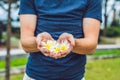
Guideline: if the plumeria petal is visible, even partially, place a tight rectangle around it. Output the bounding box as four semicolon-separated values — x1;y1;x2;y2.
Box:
41;40;70;54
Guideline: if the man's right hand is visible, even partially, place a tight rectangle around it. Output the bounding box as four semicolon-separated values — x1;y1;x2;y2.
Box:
36;32;54;57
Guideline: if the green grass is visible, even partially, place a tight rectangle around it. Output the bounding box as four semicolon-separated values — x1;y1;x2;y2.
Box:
0;74;24;80
0;58;27;69
2;33;7;40
85;58;120;80
0;58;120;80
94;49;120;56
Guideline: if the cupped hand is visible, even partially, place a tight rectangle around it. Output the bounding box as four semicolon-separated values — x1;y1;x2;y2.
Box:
36;32;54;57
54;33;75;59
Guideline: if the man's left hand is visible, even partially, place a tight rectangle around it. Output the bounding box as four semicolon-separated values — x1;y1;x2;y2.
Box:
53;33;75;59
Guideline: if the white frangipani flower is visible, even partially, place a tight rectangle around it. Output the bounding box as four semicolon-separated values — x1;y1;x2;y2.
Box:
60;40;70;52
42;40;56;51
41;40;70;54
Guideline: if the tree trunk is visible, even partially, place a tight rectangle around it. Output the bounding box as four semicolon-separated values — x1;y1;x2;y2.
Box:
113;9;116;21
103;0;108;36
5;0;11;80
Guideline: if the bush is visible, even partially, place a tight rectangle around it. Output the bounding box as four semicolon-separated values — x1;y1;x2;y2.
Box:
111;20;119;26
106;27;120;37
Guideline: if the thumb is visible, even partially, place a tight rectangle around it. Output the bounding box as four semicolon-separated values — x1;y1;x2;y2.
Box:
68;36;75;47
36;37;42;47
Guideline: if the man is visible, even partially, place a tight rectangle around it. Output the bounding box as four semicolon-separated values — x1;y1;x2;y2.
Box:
19;0;102;80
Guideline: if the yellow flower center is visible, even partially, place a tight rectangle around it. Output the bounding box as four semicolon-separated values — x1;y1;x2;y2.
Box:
45;44;51;50
61;45;67;51
54;47;61;53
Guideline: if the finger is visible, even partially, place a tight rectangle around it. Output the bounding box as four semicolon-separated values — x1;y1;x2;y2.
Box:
38;32;54;42
49;53;59;59
56;54;63;59
57;37;64;43
58;33;66;42
60;33;74;46
57;52;67;58
36;38;42;45
37;45;42;50
59;51;66;55
42;51;50;57
39;47;49;54
55;53;62;59
36;38;43;48
49;52;59;59
57;39;61;43
49;37;54;41
44;53;50;57
67;35;75;46
49;52;54;57
61;52;68;56
69;46;73;51
51;53;58;59
50;38;54;41
44;32;54;40
44;48;50;53
61;54;67;58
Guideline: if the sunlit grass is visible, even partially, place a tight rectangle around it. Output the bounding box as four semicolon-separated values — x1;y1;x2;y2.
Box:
0;74;24;80
85;58;120;80
94;49;120;56
0;58;27;69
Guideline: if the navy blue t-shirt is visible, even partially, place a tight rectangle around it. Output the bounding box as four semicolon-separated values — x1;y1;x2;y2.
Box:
19;0;102;80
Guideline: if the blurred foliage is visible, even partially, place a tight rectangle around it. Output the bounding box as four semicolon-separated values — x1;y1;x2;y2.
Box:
99;36;120;44
106;26;120;37
0;21;6;31
111;19;120;27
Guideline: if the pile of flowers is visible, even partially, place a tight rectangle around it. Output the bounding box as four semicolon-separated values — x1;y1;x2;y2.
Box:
41;40;70;54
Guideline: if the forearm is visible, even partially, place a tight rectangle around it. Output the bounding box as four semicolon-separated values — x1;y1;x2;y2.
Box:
21;36;39;53
72;38;98;55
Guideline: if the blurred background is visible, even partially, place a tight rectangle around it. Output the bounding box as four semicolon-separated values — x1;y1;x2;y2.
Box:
0;0;120;80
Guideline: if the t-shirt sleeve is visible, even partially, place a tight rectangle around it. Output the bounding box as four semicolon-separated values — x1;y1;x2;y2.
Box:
83;0;102;22
18;0;36;15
